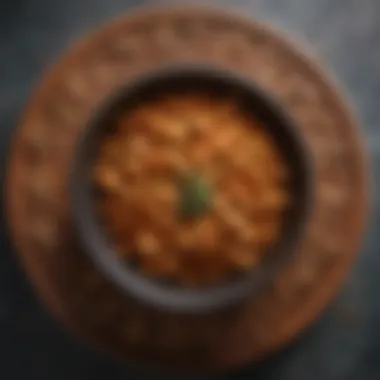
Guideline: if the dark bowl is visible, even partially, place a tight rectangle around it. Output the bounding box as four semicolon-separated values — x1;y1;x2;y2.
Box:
71;64;313;314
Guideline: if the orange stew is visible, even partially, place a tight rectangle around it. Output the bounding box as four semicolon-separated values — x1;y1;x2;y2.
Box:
93;93;290;286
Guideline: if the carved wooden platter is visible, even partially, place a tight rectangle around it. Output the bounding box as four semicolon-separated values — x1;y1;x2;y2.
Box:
5;5;369;372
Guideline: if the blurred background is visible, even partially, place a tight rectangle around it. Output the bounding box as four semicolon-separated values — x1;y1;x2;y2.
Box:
0;0;379;379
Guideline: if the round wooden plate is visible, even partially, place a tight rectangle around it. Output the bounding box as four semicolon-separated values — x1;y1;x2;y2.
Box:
5;4;369;372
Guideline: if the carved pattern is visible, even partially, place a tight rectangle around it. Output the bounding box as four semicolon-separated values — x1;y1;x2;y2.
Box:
6;7;368;371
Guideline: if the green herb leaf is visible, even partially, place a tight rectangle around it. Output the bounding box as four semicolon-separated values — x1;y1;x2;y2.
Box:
178;173;211;220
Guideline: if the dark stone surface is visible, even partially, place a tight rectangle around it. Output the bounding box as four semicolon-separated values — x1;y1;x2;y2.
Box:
0;0;378;378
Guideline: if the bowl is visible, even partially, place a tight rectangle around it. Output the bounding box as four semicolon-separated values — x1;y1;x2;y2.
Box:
71;64;313;314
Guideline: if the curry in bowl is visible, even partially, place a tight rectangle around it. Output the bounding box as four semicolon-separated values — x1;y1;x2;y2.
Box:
72;67;311;311
93;91;290;287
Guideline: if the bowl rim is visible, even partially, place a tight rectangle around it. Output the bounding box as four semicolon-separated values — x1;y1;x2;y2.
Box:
71;63;315;314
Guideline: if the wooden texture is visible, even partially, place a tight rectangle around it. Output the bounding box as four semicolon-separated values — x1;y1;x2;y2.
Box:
4;5;368;372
